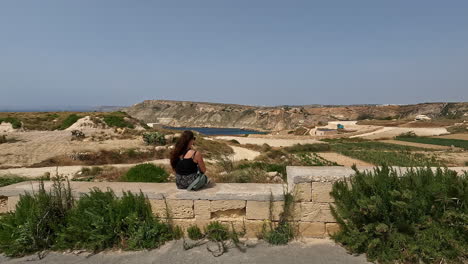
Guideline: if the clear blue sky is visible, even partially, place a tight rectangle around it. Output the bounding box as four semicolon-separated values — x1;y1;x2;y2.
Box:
1;0;467;108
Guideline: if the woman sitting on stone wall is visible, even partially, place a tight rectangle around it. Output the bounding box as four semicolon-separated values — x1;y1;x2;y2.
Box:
170;130;210;190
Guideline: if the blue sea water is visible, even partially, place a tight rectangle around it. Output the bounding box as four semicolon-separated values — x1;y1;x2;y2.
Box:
164;126;267;136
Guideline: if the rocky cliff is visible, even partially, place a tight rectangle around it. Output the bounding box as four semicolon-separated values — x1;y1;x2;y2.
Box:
123;100;468;131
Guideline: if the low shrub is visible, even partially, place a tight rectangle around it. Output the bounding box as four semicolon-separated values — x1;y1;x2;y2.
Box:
261;193;295;245
103;114;134;128
194;137;234;159
205;221;230;242
237;161;286;175
0;135;6;144
357;113;374;120
397;131;417;138
184;221;245;257
187;225;204;240
59;114;81;130
216;154;235;173
56;189;174;251
285;143;330;153
294;153;338;166
0;117;22;129
0;175;31;187
79;166;103;176
143;132;166;145
0;179;73;257
222;168;269;183
331;166;468;263
262;222;294;245
70;130;85;140
121;163;169;183
229;139;240;144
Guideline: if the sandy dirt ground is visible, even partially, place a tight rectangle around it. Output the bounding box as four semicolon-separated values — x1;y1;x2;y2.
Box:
437;152;468;167
317;152;374;166
351;127;449;139
0;159;170;179
230;146;260;161
215;136;322;147
379;140;456;150
433;133;468;140
0;144;258;178
0;131;145;168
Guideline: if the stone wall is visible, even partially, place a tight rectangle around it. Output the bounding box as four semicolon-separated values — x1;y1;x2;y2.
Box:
1;166;467;238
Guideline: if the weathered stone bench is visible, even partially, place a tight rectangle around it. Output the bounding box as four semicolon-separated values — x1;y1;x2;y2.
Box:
1;166;466;239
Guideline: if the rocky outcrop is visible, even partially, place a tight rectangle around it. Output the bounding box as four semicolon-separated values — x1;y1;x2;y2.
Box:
123;100;468;131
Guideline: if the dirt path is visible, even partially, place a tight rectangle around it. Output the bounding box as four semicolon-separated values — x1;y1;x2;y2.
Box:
0;131;145;167
380;140;455;150
230;146;260;161
351;127;448;140
317;152;373;167
0;159;170;179
216;136;322;147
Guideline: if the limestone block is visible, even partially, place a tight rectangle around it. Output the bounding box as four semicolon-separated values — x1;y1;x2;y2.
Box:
326;223;340;236
150;199;194;219
210;200;246;212
312;182;334;203
220;220;245;234
7;196;19;212
298;222;325;238
293;183;312;202
301;203;334;222
244;220;265;238
246;201;281;220
246;201;302;221
194;200;211;220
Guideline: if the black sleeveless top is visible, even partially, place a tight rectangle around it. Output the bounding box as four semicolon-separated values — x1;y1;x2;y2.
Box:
175;149;198;175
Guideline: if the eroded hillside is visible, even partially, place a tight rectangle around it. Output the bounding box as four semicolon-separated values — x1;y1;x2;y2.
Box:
124;100;468;131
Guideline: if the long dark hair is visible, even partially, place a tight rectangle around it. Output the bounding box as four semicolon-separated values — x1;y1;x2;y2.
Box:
170;130;195;169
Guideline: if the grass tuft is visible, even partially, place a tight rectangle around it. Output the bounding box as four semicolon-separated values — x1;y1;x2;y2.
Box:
121;163;169;183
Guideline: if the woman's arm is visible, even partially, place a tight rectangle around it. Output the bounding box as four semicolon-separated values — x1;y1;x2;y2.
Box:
194;151;207;174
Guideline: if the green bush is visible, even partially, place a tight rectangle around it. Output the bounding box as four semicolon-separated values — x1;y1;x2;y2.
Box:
56;189;173;251
121;163;168;183
59;114;81;130
103;114;134;128
80;166;103;176
229;139;240;144
205;221;229;242
285;143;330;153
0;175;30;187
330;166;468;263
0;117;21;129
187;225;204;240
263;222;294;245
0;179;73;257
143;132;166;145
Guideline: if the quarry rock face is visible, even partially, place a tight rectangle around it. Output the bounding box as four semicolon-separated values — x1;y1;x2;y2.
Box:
123;100;468;131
